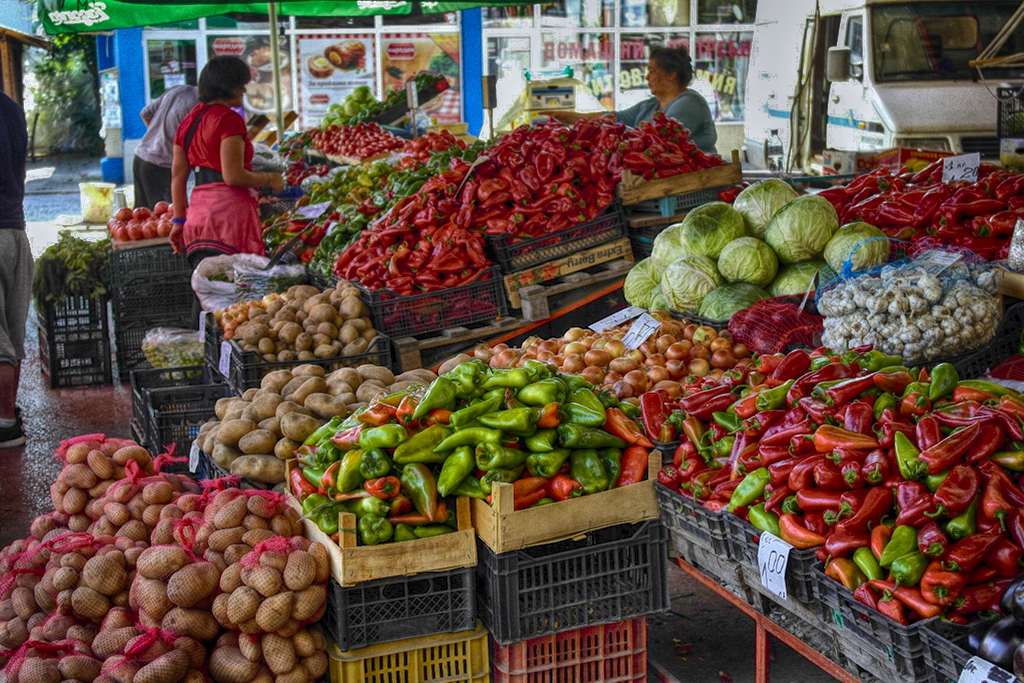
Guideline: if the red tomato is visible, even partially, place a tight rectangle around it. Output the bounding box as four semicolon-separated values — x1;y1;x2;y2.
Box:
141;221;156;239
113;226;128;242
115;207;133;221
132;207;151;221
153;201;170;216
107;219;118;233
156;221;172;237
127;225;142;241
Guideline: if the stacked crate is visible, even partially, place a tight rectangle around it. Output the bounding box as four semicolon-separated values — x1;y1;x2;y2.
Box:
37;295;113;388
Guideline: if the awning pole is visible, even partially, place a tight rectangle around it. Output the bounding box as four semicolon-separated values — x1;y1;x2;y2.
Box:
268;1;285;140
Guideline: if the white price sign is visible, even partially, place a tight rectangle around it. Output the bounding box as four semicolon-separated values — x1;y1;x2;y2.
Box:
942;153;980;183
189;441;200;474
958;656;1016;683
294;201;332;220
589;306;645;332
758;531;792;601
198;311;207;340
219;341;232;377
621;313;660;349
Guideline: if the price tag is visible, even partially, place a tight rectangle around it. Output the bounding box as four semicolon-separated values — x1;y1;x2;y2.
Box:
589;306;645;332
198;311;207;340
294;201;331;220
757;531;792;601
942;153;981;183
958;656;1016;683
621;313;660;349
406;81;420;110
189;441;200;474
219;341;232;377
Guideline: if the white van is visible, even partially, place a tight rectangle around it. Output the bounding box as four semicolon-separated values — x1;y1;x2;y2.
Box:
745;0;1024;173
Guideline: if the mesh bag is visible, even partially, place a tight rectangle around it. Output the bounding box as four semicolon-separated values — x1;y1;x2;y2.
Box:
231;254;308;303
141;328;204;369
728;295;823;355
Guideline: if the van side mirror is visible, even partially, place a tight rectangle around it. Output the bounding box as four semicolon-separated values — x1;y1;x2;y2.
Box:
826;47;851;82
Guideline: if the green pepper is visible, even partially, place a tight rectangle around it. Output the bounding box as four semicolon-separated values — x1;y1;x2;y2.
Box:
755;380;794;412
413;525;455;539
879;525;918;568
451;475;488;499
618;402;640;419
482;368;531;391
748;503;780;537
521;359;552;381
894;432;925;482
449;394;501;430
434;427;504;452
570;448;610;495
560;402;606;428
889;550;929;587
811;379;847;401
714;435;736;459
728;467;770;513
531;497;556;507
526;447;572;479
957;379;1017;397
301;493;329;518
480;466;526;494
874;392;897;420
781;495;801;515
946;496;978;541
517;378;567;407
594;389;619;410
399;463;439;521
303;416;343;446
479;408;540;437
558;373;594;395
928;363;959;401
863;350;905;372
358;514;394;545
359;424;407;450
476;443;530;471
598;448;622;489
413;377;457;421
924;469;949;493
569;387;607;414
810;356;833;371
344;495;391;519
393;424;452;465
443;361;486;399
335;450;365;493
556;424;627;449
853;547;884;581
525;429;559;453
437;446;475;497
359;448;392;479
712;411;743;434
901;381;929;399
302;466;326;491
394;523;417;542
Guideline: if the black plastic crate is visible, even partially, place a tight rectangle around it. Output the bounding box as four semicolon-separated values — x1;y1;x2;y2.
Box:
204;312;222;378
144;384;231;473
921;619;988;683
37;295;112;389
130;365;216;444
811;564;932;680
358;266;507;339
655;482;729;558
484;203;627;274
628;235;653;260
723;514;816;603
322;569;476;651
115;314;193;380
110;276;194;324
630;222;678;242
940;299;1024;379
308;270;340;292
223;334;391;394
199;449;271;489
668;309;729;329
108;244;191;289
476;520;669;646
998;86;1024;139
625;186;731;215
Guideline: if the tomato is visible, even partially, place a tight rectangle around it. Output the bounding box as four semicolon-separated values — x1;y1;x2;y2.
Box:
141;221;156;239
132;207;151;221
153;201;170;217
113;226;128;242
127;225;142;241
115;207;133;221
156;220;172;237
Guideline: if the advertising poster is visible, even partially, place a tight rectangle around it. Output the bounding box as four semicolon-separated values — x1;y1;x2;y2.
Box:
208;35;291;118
295;34;375;129
381;33;461;123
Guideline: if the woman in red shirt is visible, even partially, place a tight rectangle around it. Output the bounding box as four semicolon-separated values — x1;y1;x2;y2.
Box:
169;56;283;265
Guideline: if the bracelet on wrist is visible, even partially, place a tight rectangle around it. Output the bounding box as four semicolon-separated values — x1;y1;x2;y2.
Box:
171;217;186;225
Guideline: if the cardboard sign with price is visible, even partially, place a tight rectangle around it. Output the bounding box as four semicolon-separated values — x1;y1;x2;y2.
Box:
758;531;793;601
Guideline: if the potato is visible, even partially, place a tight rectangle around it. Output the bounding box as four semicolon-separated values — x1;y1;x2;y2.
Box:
314;345;338;359
212;444;243;469
337;296;363;321
355;383;387;404
230;456;286;485
280;413;322;443
223;408;244;422
216;420;258;448
302;293;331;313
302;394;348;420
238;430;277;456
258;417;281;438
342;339;368;356
336;393;357;407
242;389;259;402
289;377;327;407
316;322;338;339
258;338;276;355
241;322;270;346
276;401;311;420
215;398;244;421
338;322;360;345
278;350;297;362
280;376;307;398
274;439;300;461
201;426;221;455
242;394;282;423
387;381;421;393
307;303;337;326
287;285;319;301
298;351;316;362
260;370;293;394
348;318;368;334
294;333;313;353
395;369;438;384
326;368;361;392
356;364;394;385
291;365;325;378
311;334;331;349
266;299;285;317
278;323;302;345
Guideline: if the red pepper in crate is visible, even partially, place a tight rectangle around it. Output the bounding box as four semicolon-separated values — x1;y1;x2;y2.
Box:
836;487;893;533
814;425;879;453
918;522;950;559
953;581;1009;616
825;529;871;559
860;449;891;485
918;423;980;475
640;393;670;442
945;533;1003;573
983;537;1023;578
920;561;967;607
779;513;826;549
914;416;942;451
843;402;874;436
933;465;980;518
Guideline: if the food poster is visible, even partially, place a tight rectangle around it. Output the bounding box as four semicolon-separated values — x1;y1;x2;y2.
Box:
208;35;292;118
381;33;462;123
296;35;375;129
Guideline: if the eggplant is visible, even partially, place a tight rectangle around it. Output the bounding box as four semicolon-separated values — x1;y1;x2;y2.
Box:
978;616;1024;670
969;618;995;654
1001;575;1024;616
1015;640;1024;678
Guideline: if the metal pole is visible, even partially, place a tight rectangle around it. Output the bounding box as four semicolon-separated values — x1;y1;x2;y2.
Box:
268;1;285;141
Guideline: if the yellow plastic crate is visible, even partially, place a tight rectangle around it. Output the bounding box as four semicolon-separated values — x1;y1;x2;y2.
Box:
328;622;490;683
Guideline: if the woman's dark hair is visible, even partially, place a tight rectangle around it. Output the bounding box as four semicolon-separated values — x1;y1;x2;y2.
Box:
650;46;694;89
198;55;251;103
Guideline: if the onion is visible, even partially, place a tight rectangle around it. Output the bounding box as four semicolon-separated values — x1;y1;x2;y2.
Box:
639;342;657;356
584;349;612;368
609;357;640;375
493;349;520;369
708;369;725;380
711;348;738;369
624;370;650;393
537;350;554;361
733;343;751;359
656;335;674;352
627;349;645;363
690;344;709;361
564;328;586;341
683;324;697;340
522;351;537;361
735;358;753;369
688;358;711;376
644;353;666;367
539;340;560;354
581;366;606;385
592;338;608;350
605;371;623;384
580;337;595;350
612;380;634;399
562;354;585;374
564;342;587;356
719;330;732;340
665;359;687;380
472;344;493;362
646;366;670;384
653;380;682;398
551;354;565;367
710;337;732;352
605;339;626;359
665;343;689;361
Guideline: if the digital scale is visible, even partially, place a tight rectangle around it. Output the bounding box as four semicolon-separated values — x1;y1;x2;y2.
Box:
525;83;577;112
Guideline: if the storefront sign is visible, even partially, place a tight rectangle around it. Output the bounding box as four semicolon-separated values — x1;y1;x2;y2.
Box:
381;33;461;124
212;38;246;56
694;38;751;59
541;40;614;63
48;1;109;27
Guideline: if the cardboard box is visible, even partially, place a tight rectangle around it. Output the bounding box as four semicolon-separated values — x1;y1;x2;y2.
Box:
1001;138;1024;171
872;147;953;173
821;149;876;175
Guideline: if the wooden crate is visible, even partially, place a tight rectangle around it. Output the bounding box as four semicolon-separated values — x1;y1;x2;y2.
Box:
517;260;632;322
471;451;661;554
617;150;742;206
286;461;477;587
326;151;390;166
111;236;172;251
503;238;633;309
391;317;527;373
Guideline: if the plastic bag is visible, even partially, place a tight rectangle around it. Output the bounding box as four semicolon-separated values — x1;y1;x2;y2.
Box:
191;254;237;313
142;328;204;369
729;296;823;355
231;253;307;302
251;142;287;173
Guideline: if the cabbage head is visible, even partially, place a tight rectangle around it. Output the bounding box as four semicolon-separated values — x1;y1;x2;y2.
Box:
698;283;770;321
823;222;888;274
718;237;778;287
660;255;724;314
733;179;799;238
651;222;687;269
649;289;669;312
768;261;827;297
764;195;839;264
623;258;663;309
677;202;746;259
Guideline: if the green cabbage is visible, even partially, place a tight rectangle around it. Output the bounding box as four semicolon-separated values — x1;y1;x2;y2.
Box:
718;237;778;287
823;222;888;274
623;258;663;309
660;255;724;314
649;289;669;312
733;179;799;238
677;202;747;259
764;195;839;264
651;222;687;269
768;261;827;297
698;283;770;321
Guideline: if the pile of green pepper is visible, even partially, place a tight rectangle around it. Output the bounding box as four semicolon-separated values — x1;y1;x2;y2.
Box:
289;360;655;546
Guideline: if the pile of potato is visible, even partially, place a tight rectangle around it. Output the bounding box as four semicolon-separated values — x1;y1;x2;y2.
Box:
210;628;328;683
196;363;437;486
90;472;203;544
131;545;221;640
217;282;381;363
51;438;152;533
194;489;303;571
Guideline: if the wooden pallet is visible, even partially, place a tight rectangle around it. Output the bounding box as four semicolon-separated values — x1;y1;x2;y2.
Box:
503;238;633;309
517;259;633;322
627;210;689;229
617;150;742;206
391;317;527;373
111;236;171;251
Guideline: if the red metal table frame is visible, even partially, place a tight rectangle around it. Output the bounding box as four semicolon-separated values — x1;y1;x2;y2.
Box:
673;558;864;683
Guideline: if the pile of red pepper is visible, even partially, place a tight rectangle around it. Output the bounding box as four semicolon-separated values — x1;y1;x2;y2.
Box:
284;160;331;188
396;130;466;169
310;122;405;161
657;345;1024;624
620;113;726;182
818;162;1024;260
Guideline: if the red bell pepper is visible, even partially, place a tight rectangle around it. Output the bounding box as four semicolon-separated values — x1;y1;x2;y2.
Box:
952;581;1008;616
895;493;940;528
604;408;655;448
796;488;845;511
917;522;949;559
920;561;967;607
788;454;826;490
617;446;649;487
875;591;910;625
657;466;682;490
854;583;880;610
871;524;892;561
547;473;583;502
837;487;893;533
825;528;871;559
843;402;875;436
860;449;891;485
900;391;932;417
917;423;981;475
914;416;942;451
771;349;811;383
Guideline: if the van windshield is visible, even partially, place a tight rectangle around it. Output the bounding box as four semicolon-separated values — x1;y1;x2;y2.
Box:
871;3;1024;82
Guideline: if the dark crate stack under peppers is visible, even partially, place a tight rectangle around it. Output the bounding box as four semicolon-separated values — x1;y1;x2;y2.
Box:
818;161;1024;260
655;345;1024;626
289;359;654;546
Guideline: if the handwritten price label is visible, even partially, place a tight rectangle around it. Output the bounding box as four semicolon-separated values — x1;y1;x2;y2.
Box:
758;531;792;601
198;311;207;340
958;656;1015;683
621;313;660;349
942;153;980;183
295;201;332;220
589;306;645;332
219;341;232;378
189;441;200;474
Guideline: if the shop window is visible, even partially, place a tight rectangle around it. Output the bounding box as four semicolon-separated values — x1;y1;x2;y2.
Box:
691;31;751;122
383;4;459;26
293;17;374;29
482;6;533;29
207;34;292;117
542;0;613;30
540;31;614;109
205;14;270;29
381;33;462;122
486;36;532;120
696;0;756;25
295;34;375;128
147;40;197;100
623;0;690;28
617;33;689;109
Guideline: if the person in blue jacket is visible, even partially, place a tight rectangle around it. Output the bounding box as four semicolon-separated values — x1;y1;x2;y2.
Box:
546;46;717;154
